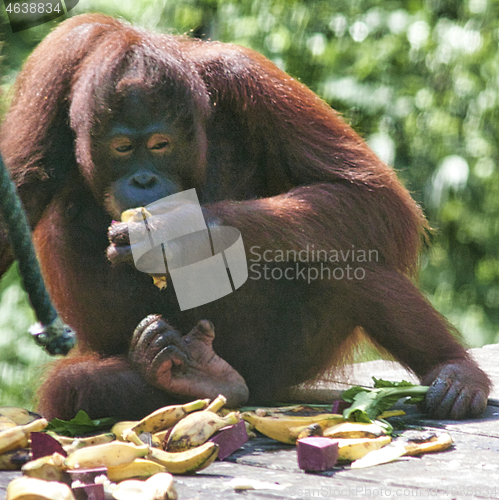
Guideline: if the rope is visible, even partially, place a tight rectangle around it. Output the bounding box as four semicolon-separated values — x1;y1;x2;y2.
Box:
0;154;75;355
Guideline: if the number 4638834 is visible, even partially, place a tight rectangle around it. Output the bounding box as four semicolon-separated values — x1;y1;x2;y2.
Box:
5;2;62;14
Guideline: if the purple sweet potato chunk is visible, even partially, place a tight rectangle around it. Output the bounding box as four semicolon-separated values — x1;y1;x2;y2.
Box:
297;437;339;472
72;483;105;500
30;432;67;460
331;400;350;414
209;420;249;460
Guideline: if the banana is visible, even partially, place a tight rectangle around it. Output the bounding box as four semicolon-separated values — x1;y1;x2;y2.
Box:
351;441;407;469
22;453;68;482
166;410;239;452
6;476;75;500
336;436;392;462
349;432;454;468
241;412;344;445
322;421;386;439
0;407;42;426
74;432;116;447
111;479;151;500
296;423;324;440
46;432;75;446
131;399;210;435
121;207;167;290
402;431;453;456
0;416;18;432
62;433;116;454
0;418;48;455
292;419;382;443
149;441;219;474
153;428;170;443
0;448;31;470
111;421;139;441
255;405;334;417
145;472;178;499
107;458;166;482
112;473;177;500
65;441;149;469
378;410;406;419
205;394;227;413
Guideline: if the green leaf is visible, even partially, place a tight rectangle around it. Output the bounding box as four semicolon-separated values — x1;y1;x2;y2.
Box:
342;378;429;423
45;410;117;437
373;377;417;388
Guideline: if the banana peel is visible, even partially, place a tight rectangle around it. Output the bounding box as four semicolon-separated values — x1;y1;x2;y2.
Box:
350;441;407;468
254;405;336;417
107;458;166;482
149;441;219;474
349;431;454;468
22;453;69;483
153;428;170;443
0;418;48;455
0;448;31;471
323;421;386;439
204;395;227;413
6;476;76;500
242;412;344;445
132;399;209;435
402;431;454;456
0;416;18;433
58;432;116;454
336;436;392;462
166;409;239;452
111;421;139;441
296;423;324;440
0;407;42;426
112;472;177;500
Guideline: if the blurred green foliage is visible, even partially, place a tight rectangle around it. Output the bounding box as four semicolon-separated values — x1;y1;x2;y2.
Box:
1;0;499;407
0;266;49;408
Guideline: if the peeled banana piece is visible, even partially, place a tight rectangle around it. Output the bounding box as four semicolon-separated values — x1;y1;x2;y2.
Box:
120;207;168;290
6;476;76;500
65;441;149;469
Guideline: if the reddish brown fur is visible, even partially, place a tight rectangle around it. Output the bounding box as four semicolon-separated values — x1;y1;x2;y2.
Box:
0;14;490;420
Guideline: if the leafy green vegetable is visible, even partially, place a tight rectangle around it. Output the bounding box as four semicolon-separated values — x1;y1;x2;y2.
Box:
343;378;429;423
45;410;116;437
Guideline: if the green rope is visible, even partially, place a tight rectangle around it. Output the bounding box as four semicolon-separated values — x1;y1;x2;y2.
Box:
0;154;76;355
